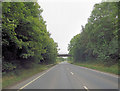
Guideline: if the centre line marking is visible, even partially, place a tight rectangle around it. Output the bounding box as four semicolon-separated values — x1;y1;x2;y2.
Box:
18;65;57;91
70;72;74;75
83;86;89;91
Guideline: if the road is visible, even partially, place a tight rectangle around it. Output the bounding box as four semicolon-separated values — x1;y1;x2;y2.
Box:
8;62;118;90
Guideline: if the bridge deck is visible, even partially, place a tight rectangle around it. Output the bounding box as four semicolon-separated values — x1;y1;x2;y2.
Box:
57;54;72;57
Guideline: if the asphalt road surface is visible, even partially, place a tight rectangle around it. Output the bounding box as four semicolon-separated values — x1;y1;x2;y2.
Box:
9;61;118;90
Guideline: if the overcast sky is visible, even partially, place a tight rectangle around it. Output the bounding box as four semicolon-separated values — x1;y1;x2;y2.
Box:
38;0;102;54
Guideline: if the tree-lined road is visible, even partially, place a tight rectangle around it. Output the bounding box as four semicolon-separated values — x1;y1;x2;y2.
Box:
9;62;118;90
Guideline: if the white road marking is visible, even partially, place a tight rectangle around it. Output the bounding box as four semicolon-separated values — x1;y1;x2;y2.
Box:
17;65;57;91
83;86;89;91
70;72;74;75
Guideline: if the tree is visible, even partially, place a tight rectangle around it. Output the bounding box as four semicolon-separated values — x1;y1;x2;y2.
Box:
2;2;58;72
68;2;118;65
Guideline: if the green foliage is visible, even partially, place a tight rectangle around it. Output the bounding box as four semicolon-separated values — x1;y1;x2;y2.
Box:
57;57;65;61
2;64;55;88
2;61;16;72
68;2;119;65
2;2;58;72
73;62;118;75
42;38;58;64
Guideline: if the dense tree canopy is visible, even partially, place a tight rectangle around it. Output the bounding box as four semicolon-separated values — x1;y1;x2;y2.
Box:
68;2;119;65
2;2;58;72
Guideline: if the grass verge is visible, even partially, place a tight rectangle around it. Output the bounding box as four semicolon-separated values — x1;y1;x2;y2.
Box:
71;61;119;75
2;63;55;88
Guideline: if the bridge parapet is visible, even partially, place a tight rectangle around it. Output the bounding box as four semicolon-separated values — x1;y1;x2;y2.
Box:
57;54;72;57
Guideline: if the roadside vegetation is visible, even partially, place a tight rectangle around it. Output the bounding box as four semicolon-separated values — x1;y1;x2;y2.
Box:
56;57;66;63
68;2;119;75
2;2;58;88
2;63;55;88
69;61;119;75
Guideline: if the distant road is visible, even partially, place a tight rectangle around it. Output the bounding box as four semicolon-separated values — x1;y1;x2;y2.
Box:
8;62;118;90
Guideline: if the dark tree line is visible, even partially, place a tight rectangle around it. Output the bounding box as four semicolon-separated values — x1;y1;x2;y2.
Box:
2;2;58;72
68;2;119;66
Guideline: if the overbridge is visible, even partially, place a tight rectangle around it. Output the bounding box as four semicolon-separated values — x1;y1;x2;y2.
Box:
57;54;72;57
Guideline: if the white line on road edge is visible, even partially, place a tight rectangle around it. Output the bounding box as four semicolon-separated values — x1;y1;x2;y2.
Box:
70;72;74;75
83;86;89;91
17;65;57;91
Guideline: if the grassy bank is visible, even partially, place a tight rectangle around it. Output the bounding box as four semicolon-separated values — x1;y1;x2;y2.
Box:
2;63;56;88
70;61;119;75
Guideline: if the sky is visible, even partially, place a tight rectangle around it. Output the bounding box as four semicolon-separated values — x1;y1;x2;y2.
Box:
38;0;102;54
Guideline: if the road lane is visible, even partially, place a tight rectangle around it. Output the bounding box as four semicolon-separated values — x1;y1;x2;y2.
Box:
21;62;84;89
66;63;118;89
8;62;118;90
